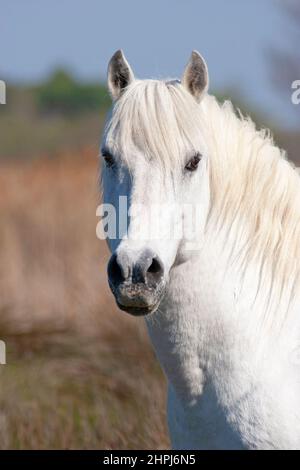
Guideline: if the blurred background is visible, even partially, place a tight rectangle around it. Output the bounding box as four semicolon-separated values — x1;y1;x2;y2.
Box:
0;0;299;449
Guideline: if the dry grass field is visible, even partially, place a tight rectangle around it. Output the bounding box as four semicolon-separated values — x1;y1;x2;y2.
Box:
0;148;169;449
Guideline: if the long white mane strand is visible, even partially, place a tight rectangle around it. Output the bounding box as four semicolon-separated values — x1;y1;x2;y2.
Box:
202;96;300;322
106;79;300;322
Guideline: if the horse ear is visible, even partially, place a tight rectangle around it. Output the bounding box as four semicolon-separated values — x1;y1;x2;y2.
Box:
107;50;134;101
182;51;209;102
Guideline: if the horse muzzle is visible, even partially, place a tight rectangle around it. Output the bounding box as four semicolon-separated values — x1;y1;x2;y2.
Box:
107;249;166;316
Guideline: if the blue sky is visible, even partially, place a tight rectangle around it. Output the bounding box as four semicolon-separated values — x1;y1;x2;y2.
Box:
1;0;298;128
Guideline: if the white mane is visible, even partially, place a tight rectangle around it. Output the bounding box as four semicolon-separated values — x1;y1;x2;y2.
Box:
202;96;300;319
106;79;300;320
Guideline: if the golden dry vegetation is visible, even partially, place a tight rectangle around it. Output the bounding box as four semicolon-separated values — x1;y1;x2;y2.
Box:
0;148;168;449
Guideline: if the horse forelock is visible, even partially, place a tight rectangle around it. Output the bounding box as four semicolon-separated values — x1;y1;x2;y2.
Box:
105;79;203;171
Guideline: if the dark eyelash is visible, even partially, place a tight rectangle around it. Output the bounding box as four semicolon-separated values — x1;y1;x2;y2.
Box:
185;152;202;172
102;149;115;168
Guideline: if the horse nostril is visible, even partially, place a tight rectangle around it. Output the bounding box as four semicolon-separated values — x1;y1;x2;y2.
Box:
146;256;164;285
107;253;125;286
147;258;162;274
108;251;164;291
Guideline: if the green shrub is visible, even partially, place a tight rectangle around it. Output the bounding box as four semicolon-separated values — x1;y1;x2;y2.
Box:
36;69;111;115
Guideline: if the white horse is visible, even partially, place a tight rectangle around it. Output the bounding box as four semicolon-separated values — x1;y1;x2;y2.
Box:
101;50;300;449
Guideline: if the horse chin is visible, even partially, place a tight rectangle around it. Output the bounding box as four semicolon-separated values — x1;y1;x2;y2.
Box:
110;279;167;317
115;294;164;317
116;302;158;317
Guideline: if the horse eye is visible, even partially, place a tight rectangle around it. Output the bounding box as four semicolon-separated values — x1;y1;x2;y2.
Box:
185;153;202;172
102;150;115;168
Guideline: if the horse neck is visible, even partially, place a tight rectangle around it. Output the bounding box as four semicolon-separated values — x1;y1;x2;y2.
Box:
146;147;299;400
146;96;300;393
146;237;299;416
